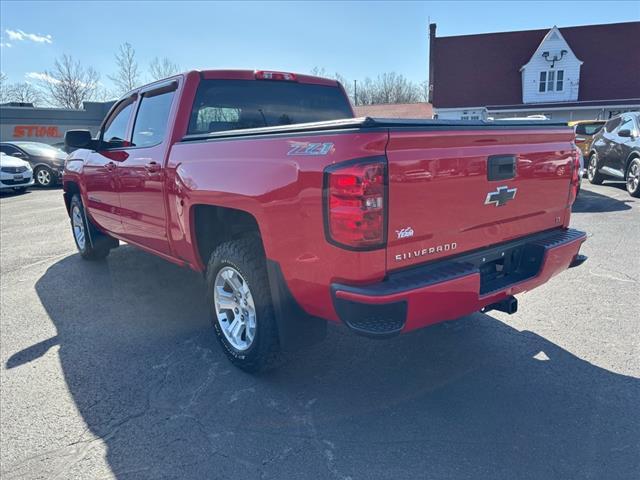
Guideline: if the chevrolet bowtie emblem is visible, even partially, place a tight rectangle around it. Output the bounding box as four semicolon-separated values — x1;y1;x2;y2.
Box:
485;186;517;207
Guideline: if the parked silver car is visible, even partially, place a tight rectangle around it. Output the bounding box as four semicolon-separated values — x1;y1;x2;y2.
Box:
0;152;34;193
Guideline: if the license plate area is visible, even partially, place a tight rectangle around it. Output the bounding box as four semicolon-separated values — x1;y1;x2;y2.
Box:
14;175;24;180
475;244;545;295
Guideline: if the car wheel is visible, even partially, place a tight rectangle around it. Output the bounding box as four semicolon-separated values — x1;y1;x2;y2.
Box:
206;237;281;373
587;153;604;185
69;194;115;260
626;157;640;198
34;166;54;187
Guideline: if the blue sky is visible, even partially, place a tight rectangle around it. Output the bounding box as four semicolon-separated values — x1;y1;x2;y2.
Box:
1;0;638;91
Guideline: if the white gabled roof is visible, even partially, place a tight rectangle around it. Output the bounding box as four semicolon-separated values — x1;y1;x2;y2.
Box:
520;26;583;71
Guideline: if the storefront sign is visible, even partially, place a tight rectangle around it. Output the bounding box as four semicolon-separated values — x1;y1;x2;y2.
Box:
13;125;62;138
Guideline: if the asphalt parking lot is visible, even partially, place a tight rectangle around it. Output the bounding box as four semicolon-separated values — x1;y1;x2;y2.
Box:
1;183;638;480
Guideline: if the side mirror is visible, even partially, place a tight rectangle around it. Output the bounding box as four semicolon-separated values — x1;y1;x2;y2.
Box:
618;129;632;138
65;130;95;150
11;151;25;158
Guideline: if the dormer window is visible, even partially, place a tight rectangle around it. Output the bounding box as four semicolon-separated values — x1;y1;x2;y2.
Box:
538;70;564;93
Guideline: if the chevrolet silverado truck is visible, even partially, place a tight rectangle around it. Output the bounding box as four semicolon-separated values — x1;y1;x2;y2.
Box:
63;70;587;371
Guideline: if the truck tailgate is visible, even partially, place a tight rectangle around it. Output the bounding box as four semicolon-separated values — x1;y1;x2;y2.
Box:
386;127;575;270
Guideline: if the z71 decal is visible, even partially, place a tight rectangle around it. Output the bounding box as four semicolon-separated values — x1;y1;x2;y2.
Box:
287;142;334;156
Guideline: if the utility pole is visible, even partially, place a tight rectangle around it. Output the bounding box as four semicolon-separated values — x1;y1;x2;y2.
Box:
353;79;357;106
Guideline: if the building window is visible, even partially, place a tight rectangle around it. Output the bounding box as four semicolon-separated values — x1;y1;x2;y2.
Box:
539;71;546;92
556;70;564;91
539;70;564;93
546;71;555;91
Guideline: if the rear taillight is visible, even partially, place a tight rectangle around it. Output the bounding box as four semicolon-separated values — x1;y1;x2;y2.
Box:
324;158;387;250
255;70;297;81
569;143;582;204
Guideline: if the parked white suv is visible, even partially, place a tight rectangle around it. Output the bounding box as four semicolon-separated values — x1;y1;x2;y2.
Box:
0;152;34;193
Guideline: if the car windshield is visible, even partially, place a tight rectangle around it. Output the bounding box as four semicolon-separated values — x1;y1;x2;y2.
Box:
16;143;66;158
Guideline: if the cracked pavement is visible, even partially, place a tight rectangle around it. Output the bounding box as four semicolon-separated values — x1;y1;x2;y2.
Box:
1;182;639;479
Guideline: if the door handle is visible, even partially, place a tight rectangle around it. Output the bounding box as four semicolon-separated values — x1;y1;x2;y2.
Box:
145;161;161;173
105;161;116;171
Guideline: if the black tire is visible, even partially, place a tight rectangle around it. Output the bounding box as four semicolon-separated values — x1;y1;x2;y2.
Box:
34;166;54;187
206;237;281;373
626;157;640;198
69;194;114;260
587;153;604;185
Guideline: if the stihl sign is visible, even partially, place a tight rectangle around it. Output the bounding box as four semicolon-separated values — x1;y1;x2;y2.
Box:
13;125;62;138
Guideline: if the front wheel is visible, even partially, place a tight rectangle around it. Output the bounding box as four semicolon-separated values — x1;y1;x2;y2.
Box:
206;237;281;372
626;158;640;198
34;166;54;187
69;194;114;260
587;153;604;185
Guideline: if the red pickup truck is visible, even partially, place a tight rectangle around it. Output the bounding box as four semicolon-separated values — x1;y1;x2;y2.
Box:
63;70;587;371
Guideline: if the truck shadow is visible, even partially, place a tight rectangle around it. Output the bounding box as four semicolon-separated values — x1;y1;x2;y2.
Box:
10;246;640;479
573;185;633;213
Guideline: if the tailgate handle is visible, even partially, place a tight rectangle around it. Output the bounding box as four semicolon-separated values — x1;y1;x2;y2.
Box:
487;155;516;181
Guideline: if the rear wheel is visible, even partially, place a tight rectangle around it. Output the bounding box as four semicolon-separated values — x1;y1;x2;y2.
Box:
206;237;281;372
587;153;604;185
626;158;640;198
69;194;115;260
34;166;54;187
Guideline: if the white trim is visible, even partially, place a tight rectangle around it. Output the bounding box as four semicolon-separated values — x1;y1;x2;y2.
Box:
436;106;487;113
489;103;640;113
520;26;583;71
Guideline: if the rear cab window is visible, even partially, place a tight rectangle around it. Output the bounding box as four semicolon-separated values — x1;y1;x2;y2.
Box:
187;79;353;135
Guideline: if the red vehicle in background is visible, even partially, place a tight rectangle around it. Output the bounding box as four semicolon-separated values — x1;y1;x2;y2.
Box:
63;70;586;371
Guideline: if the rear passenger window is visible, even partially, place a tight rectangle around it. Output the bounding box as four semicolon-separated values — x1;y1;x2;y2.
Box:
605;117;622;133
132;89;176;147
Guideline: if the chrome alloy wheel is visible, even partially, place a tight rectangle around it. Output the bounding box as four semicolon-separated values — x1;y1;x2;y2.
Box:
71;204;86;250
627;161;639;193
214;266;257;351
587;155;598;181
37;168;52;186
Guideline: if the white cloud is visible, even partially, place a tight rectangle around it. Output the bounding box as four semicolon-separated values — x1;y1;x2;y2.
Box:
5;29;53;44
25;71;59;84
0;42;11;48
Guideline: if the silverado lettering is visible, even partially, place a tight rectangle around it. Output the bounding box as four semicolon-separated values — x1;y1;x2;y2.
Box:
395;242;458;261
62;69;587;372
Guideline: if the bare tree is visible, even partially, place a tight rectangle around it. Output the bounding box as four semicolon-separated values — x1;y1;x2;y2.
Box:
0;72;8;103
6;82;42;105
149;57;180;81
363;72;421;105
109;42;140;95
39;54;100;109
310;68;424;106
93;86;117;102
310;67;354;104
418;80;430;103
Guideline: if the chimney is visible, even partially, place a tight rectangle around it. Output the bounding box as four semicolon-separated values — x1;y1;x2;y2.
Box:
428;23;437;104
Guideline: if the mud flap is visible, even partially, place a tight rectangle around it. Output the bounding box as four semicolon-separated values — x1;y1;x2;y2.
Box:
266;260;327;352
